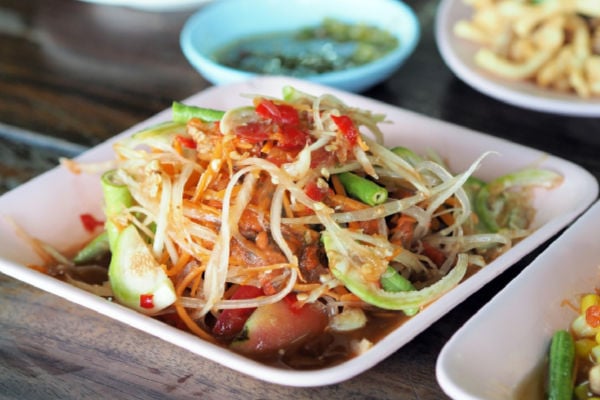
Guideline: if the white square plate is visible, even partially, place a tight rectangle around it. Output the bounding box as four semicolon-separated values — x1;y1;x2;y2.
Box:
436;199;600;399
0;77;597;387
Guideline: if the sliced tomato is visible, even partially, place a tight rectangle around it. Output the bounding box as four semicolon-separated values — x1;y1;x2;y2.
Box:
256;99;299;125
331;114;359;146
304;180;329;202
309;147;336;169
230;294;328;355
277;124;309;150
234;122;271;143
212;285;264;339
587;305;600;327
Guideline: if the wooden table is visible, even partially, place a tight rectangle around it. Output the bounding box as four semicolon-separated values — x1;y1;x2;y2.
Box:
1;1;599;399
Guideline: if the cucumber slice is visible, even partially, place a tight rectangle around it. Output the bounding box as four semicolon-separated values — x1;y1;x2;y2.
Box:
108;224;176;315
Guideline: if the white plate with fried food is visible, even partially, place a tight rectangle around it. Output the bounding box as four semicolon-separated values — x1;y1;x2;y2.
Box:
435;0;600;116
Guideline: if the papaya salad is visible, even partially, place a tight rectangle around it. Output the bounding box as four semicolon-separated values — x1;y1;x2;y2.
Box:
25;86;562;368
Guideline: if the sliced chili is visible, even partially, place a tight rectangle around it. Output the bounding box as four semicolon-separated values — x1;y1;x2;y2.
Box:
80;213;104;232
175;135;197;149
140;293;155;309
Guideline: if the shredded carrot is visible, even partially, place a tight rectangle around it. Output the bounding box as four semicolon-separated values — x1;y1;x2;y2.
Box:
190;269;203;297
193;140;223;201
260;141;274;154
331;174;346;196
561;298;579;313
340;293;362;303
173;138;184;155
174;302;214;342
28;264;49;274
173;266;214;341
255;231;269;250
293;283;323;292
158;249;170;265
328;193;369;211
282;191;294;218
167;251;192;277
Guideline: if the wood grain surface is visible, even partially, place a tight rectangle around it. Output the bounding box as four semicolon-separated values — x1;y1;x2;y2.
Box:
1;0;599;399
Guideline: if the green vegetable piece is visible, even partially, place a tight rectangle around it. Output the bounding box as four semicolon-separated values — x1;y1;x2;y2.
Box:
101;170;134;250
474;168;562;233
337;171;388;206
73;231;110;265
574;381;591;400
380;266;414;292
321;232;468;313
108;224;176;315
380;266;418;316
172;101;225;123
131;121;186;146
548;329;575;400
390;146;423;167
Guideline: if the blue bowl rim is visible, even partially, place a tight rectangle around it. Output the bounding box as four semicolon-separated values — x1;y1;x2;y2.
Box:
180;0;420;90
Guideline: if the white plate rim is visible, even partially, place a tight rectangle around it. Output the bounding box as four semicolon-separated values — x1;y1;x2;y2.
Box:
76;0;211;11
436;198;600;399
0;76;597;387
435;0;600;117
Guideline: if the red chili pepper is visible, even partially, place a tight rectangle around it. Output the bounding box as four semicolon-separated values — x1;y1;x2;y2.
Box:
256;99;299;125
175;135;196;149
587;305;600;327
212;285;263;338
80;213;104;233
304;180;329;201
140;294;155;309
331;114;359;146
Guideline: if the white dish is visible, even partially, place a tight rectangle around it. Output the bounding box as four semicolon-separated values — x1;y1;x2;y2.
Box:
436;200;600;400
435;0;600;117
77;0;211;11
0;76;597;387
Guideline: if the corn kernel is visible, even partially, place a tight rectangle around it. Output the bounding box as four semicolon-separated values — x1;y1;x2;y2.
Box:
575;339;597;358
576;338;597;358
581;294;600;314
591;344;600;362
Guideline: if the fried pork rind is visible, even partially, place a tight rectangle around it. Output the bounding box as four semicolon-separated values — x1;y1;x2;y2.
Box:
454;0;600;97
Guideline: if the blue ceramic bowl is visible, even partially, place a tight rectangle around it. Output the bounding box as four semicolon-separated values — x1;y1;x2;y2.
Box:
180;0;420;93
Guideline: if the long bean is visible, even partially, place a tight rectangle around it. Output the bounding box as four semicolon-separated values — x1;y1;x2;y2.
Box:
380;266;415;292
73;231;109;265
390;146;423;167
172;101;225;123
337;172;388;206
380;267;418;316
